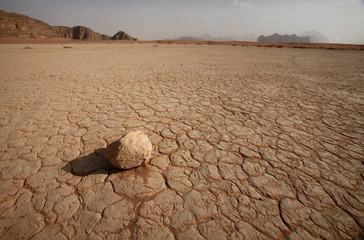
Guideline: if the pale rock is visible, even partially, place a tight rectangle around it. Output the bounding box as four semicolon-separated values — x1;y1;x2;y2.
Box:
104;130;152;169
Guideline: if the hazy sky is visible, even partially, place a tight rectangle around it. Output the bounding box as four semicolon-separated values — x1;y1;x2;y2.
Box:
1;0;364;43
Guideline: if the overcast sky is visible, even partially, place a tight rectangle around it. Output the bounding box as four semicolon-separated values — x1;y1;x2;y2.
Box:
1;0;364;43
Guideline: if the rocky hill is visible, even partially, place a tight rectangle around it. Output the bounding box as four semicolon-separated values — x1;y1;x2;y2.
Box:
257;33;310;43
51;26;107;40
0;9;134;41
111;31;137;41
0;9;57;39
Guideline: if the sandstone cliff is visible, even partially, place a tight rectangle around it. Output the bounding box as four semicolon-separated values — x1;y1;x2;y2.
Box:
0;10;135;41
111;31;137;40
0;10;58;39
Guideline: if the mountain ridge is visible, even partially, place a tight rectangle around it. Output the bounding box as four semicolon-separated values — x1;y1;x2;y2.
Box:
0;9;137;41
257;33;310;43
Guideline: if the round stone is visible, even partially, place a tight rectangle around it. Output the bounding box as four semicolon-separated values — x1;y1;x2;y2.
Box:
104;130;152;169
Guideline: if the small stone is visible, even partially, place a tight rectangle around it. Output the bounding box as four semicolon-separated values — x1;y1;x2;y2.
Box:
104;131;152;169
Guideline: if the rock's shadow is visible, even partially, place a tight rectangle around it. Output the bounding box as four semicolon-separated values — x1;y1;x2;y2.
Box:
62;148;124;176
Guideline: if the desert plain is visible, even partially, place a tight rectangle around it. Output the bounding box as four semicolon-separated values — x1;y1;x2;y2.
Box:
0;43;363;239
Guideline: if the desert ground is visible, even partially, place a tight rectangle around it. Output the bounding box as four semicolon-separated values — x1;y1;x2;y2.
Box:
0;43;363;239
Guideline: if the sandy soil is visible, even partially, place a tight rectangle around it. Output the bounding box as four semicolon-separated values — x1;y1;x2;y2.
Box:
0;43;363;239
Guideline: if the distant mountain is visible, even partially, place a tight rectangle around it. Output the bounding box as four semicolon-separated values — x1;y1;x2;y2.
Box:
175;33;257;42
111;31;137;41
0;9;136;41
301;31;329;43
176;34;218;41
257;33;310;43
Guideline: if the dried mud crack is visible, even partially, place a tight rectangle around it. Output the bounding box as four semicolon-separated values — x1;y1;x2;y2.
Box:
0;43;363;240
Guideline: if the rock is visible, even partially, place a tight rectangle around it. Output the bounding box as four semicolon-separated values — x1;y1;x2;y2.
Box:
0;10;55;39
104;130;152;169
101;34;111;40
71;26;102;40
111;31;137;40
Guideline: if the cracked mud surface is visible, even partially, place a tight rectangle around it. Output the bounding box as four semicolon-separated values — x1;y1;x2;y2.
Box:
0;43;363;239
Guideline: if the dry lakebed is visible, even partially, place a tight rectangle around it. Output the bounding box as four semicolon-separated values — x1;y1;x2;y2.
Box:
0;43;363;239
